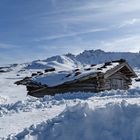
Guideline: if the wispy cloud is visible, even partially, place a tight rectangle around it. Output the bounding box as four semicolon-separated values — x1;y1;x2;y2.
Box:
34;28;108;42
0;43;17;49
1;0;140;64
100;35;140;52
119;18;140;28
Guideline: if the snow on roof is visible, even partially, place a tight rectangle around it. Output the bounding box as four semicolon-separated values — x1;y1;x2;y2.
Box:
32;62;119;87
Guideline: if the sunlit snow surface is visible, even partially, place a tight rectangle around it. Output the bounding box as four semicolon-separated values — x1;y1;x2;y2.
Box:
0;65;140;139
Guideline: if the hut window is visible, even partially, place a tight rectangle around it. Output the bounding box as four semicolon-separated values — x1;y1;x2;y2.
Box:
111;79;124;89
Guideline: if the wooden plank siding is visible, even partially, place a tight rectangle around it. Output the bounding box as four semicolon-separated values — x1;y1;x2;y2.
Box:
27;77;98;97
27;69;135;97
103;71;131;90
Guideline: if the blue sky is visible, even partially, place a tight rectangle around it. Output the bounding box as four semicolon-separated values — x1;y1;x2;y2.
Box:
0;0;140;64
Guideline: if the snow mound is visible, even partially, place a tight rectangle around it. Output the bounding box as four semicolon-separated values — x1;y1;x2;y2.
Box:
8;101;140;140
25;55;81;71
1;89;140;117
0;96;8;104
48;88;140;100
0;97;53;117
46;55;79;66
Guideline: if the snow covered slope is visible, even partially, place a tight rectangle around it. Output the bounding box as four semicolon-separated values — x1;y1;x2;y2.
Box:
24;50;140;71
25;55;81;71
0;69;140;139
9;101;140;140
0;50;140;139
2;50;140;72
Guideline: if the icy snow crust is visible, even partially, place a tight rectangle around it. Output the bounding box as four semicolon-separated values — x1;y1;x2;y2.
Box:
32;62;119;87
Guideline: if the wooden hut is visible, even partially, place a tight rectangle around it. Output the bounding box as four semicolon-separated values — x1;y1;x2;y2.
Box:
15;59;137;97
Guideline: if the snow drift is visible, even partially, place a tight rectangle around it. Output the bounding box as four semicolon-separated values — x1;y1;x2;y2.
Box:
1;88;140;118
9;101;140;140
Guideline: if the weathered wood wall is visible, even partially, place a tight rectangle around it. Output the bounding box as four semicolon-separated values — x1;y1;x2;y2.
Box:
101;71;131;90
27;77;99;97
27;70;133;97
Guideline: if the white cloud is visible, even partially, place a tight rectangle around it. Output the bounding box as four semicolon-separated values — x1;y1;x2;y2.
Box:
101;36;140;52
34;28;108;41
119;18;140;28
1;0;140;65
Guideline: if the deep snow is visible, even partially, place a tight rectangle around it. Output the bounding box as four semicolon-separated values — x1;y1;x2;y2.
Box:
8;102;140;140
0;51;140;139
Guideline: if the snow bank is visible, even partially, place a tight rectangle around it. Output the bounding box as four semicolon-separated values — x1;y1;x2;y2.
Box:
1;88;140;117
46;88;140;100
0;98;52;117
0;96;8;104
8;101;140;140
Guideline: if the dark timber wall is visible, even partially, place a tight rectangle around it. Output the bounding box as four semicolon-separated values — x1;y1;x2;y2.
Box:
27;69;134;97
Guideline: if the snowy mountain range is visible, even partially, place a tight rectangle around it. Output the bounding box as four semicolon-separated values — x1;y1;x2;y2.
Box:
24;49;140;70
77;50;140;67
1;50;140;73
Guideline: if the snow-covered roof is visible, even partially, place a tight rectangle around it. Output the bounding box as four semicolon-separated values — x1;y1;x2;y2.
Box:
32;62;119;87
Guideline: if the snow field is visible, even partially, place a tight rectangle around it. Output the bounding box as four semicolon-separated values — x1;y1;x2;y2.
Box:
1;88;140;118
0;88;140;139
0;57;140;139
8;101;140;140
